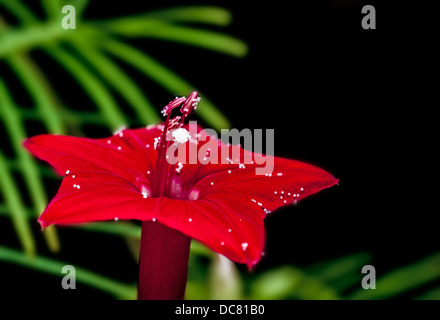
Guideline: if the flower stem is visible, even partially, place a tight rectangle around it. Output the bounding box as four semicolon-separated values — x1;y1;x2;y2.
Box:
138;221;191;300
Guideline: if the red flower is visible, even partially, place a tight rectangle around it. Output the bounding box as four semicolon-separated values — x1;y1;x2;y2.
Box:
24;92;338;299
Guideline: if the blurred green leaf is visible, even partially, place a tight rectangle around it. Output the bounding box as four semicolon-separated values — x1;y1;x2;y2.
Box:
41;0;61;20
7;54;65;134
308;252;371;292
71;44;161;124
45;45;127;130
102;20;248;57
349;253;440;300
415;287;440;300
0;0;39;24
250;266;340;300
0;245;136;299
142;6;232;26
209;254;244;300
0;153;35;257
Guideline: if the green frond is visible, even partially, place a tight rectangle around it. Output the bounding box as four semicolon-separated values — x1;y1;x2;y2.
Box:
0;245;136;299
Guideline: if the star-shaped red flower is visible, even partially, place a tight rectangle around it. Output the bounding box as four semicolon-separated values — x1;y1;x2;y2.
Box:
24;93;338;269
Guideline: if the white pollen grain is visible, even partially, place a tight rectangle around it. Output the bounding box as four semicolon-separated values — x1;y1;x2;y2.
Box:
114;217;119;221
176;162;183;173
117;146;122;151
241;242;248;251
228;229;232;233
188;218;192;222
65;170;70;175
172;128;191;144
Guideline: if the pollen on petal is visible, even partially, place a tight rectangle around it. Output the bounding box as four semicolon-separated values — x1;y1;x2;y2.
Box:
241;242;248;251
154;137;161;150
176;162;183;173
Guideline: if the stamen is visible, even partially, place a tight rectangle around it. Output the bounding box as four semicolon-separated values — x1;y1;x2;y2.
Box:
168;116;182;130
180;91;199;115
152;92;199;198
161;97;186;116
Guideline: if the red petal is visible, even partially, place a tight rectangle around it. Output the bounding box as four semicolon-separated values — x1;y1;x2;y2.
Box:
23;127;162;185
156;198;265;268
167;130;337;266
38;171;160;227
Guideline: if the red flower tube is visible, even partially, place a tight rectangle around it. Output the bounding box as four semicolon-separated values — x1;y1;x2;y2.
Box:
23;92;338;299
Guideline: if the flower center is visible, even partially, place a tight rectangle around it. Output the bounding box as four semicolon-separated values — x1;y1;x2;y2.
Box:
151;92;199;198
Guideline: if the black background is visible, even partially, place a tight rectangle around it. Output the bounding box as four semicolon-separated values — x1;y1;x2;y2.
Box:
1;0;438;300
